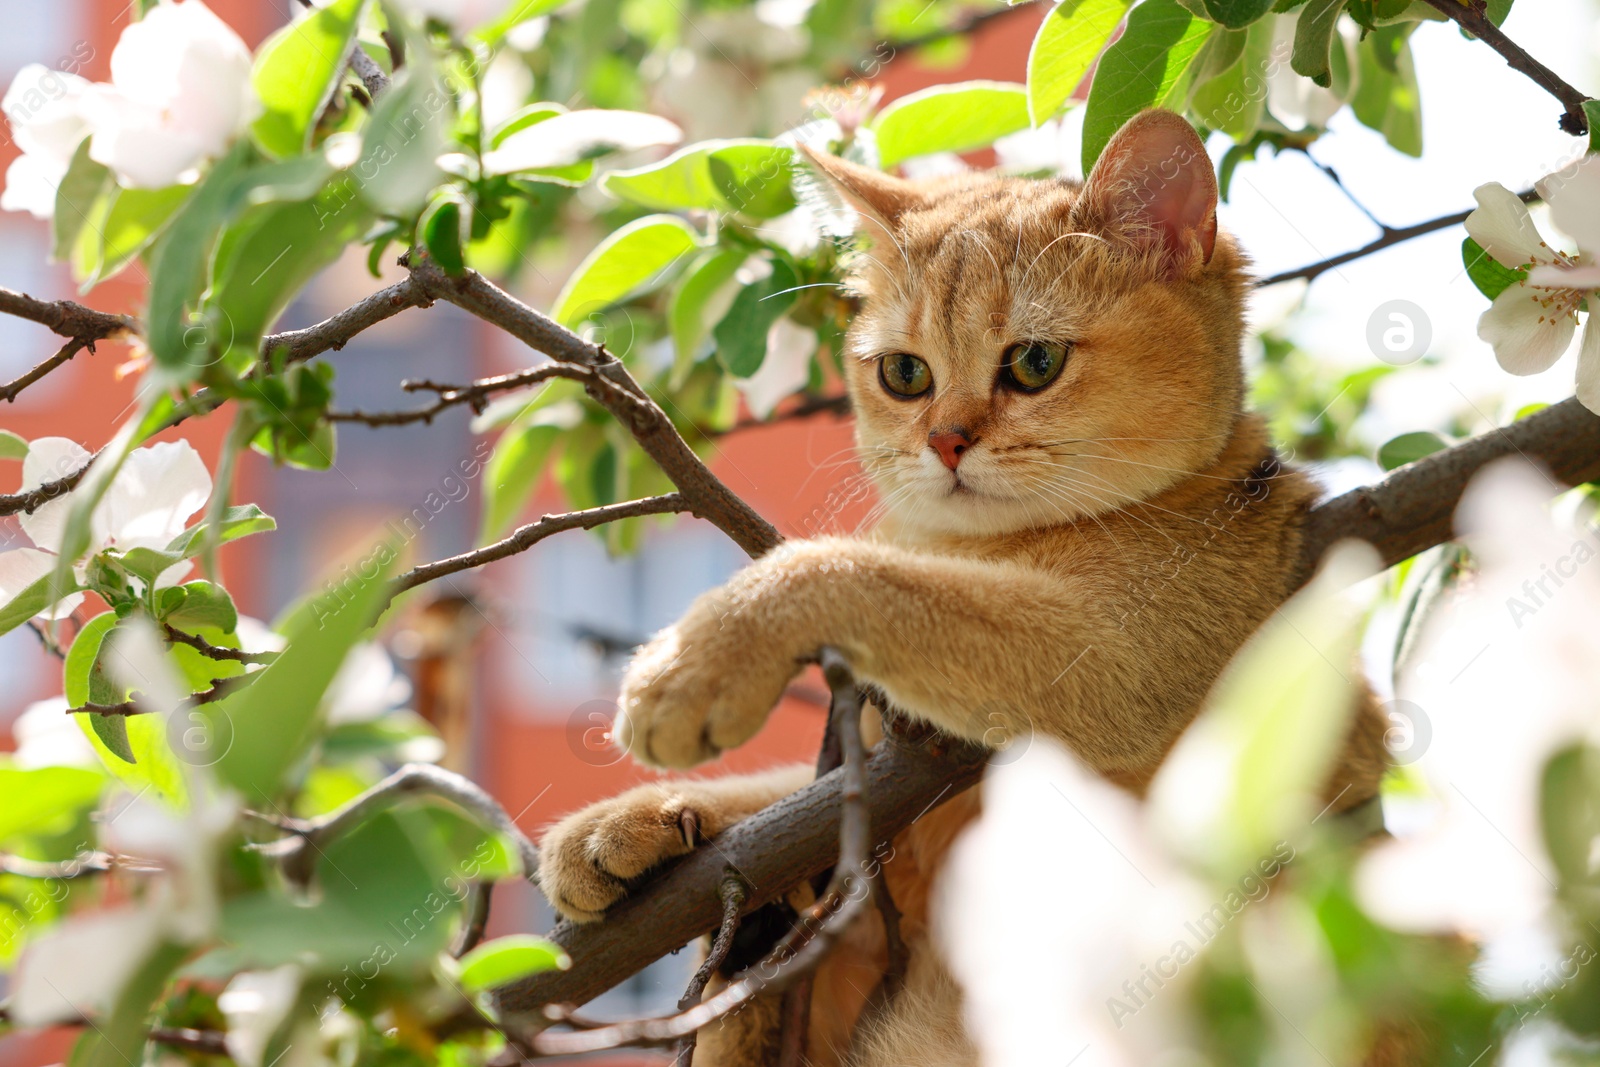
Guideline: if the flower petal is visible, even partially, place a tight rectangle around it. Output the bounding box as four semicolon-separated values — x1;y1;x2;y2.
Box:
2;64;91;167
1527;263;1600;289
1576;318;1600;416
11;696;99;770
0;547;53;602
0;152;64;219
104;440;212;552
1478;283;1576;375
736;319;816;420
1465;183;1547;269
1543;155;1600;258
10;908;165;1026
18;437;93;553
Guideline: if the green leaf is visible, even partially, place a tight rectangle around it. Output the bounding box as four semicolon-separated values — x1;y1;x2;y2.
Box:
1462;236;1528;301
479;409;575;544
0;430;26;460
552;215;700;329
252;0;367;157
355;64;448;216
420;195;468;275
457;935;570;995
1542;745;1600;888
1027;0;1129;125
0;766;104;842
0;573;77;637
86;713;137;765
64;611;121;709
488;103;564;149
1350;24;1422;156
1291;0;1348;86
603;139;793;216
76;184;193;289
51;140;112;266
472;0;572;45
1377;430;1447;471
205;543;397;804
165;504;278;558
1586;100;1600;154
872;81;1033;169
713;257;798;377
221;809;464;975
206;184;375;371
163;581;239;633
670;249;746;387
1195;0;1275;26
1190;19;1275;139
1081;0;1213;171
145;142;255;381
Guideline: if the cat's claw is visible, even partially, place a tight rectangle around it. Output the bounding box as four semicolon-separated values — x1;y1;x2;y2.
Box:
537;787;706;922
615;604;797;768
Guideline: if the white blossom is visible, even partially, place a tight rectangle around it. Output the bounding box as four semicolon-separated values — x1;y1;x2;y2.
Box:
0;437;212;618
0;64;91;218
1358;461;1600;968
80;0;258;189
10;696;100;770
1465;160;1600;414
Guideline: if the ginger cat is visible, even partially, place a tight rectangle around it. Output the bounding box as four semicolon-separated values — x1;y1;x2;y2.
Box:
538;110;1390;1065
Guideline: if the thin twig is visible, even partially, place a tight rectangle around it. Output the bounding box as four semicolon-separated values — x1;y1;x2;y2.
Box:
1419;0;1592;135
1255;188;1538;288
69;675;244;718
162;625;278;666
0;850;153;879
1;338;90;403
247;763;539;890
150;1028;231;1056
672;877;748;1067
327;364;587;427
392;494;691;597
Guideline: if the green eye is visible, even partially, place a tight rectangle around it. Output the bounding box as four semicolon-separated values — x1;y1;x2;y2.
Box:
1004;341;1069;391
879;353;932;398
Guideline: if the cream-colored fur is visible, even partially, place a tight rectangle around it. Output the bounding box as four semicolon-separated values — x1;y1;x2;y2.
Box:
536;110;1392;1065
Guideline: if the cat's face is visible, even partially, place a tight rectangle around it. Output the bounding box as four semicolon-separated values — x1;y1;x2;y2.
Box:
809;111;1252;539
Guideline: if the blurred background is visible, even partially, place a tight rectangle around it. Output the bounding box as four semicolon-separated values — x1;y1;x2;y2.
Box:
0;0;1596;1061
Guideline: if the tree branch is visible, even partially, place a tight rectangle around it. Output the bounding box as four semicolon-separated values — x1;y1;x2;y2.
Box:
69;676;243;718
0;277;430;518
0;287;136;343
407;257;783;559
1254;189;1538;288
327;364;586;427
392;494;690;596
1419;0;1592;136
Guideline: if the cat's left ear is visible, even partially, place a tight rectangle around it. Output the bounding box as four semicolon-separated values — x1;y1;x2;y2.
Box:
797;144;927;235
1073;110;1218;272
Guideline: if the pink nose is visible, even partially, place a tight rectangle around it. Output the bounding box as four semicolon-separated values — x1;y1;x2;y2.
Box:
929;430;972;471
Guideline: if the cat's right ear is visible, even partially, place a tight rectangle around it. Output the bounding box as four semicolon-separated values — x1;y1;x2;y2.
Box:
797;144;925;235
1072;109;1218;274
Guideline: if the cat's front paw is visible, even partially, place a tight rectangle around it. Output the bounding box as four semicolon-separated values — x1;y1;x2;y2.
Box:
616;600;798;768
537;784;707;922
